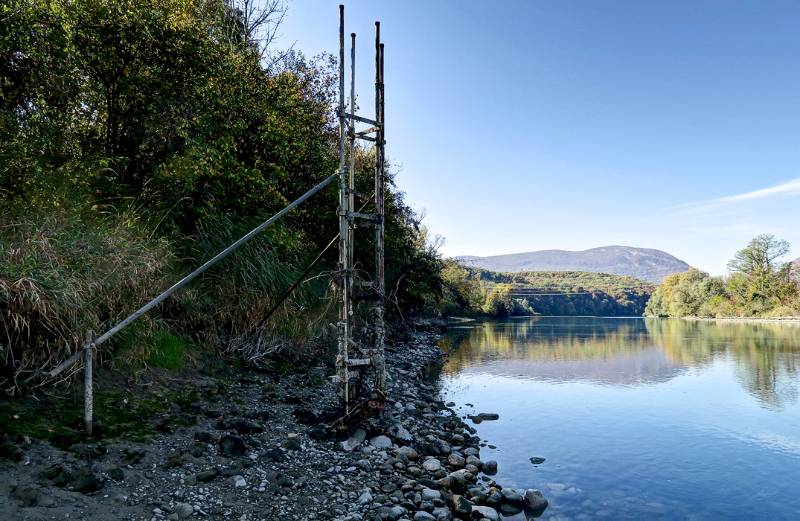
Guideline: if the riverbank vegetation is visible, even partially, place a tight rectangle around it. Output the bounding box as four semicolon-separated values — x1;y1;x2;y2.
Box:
0;0;441;394
440;261;653;317
645;234;800;318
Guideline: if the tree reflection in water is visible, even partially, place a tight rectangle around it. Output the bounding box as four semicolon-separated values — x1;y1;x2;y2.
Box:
440;317;800;408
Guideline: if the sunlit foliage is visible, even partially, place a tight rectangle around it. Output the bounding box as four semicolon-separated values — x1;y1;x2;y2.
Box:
0;0;443;390
646;235;800;318
440;263;652;317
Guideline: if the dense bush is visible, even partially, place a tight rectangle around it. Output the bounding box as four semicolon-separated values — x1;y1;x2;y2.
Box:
0;198;175;391
0;0;443;392
646;235;800;318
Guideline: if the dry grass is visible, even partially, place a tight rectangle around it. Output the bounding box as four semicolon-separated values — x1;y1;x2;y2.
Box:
0;201;338;395
190;215;336;364
0;202;174;394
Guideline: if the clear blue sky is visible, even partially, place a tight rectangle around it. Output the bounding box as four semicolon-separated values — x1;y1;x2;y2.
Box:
280;0;800;274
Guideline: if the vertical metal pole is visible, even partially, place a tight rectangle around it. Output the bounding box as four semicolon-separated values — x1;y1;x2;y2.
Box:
374;24;386;389
84;330;94;435
336;5;351;411
348;33;357;292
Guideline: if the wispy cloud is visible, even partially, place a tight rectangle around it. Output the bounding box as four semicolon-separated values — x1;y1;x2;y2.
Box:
677;177;800;213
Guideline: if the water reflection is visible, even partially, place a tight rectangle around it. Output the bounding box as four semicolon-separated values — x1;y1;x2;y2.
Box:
441;317;800;408
647;319;800;409
439;317;800;519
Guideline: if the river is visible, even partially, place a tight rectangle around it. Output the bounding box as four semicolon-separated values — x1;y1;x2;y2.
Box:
439;316;800;520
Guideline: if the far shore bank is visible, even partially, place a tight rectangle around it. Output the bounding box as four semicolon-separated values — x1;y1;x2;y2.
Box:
447;314;800;324
660;316;800;324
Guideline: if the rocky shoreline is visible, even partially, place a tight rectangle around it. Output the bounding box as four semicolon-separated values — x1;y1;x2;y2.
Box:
1;329;547;520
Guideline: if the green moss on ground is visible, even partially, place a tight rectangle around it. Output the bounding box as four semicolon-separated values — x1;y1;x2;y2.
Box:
147;331;189;370
0;382;207;450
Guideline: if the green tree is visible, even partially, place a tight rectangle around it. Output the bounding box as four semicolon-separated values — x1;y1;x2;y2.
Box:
644;269;724;317
1;0;450;388
728;233;790;276
647;234;798;318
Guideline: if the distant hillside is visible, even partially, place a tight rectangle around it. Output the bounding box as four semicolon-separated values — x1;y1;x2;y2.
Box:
477;269;654;316
458;245;690;282
440;262;655;317
791;258;800;284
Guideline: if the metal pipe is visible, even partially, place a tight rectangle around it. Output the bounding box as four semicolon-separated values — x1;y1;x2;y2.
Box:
343;113;377;126
348;32;356;289
95;173;336;348
337;4;350;411
49;173;337;378
374;29;387;389
255;194;374;330
84;330;94;435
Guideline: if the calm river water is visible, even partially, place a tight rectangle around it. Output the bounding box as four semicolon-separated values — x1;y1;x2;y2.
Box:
439;317;800;520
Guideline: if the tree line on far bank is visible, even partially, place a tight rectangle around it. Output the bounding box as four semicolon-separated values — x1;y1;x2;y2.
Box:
440;263;653;317
645;234;800;319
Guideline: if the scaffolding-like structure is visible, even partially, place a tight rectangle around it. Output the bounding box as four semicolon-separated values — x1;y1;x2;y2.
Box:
335;4;386;414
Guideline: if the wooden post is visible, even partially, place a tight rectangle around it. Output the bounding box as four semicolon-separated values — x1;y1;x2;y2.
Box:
84;330;94;435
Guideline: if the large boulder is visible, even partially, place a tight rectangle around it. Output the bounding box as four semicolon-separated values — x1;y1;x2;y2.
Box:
219;434;246;457
447;452;466;468
500;488;524;506
11;485;39;506
173;502;194;519
422;458;442;472
369;435;393;449
397;445;420;461
68;467;103;494
471;505;500;521
195;468;219;482
523;489;549;515
481;460;498;475
451;494;473;519
389;424;414;443
439;469;473;493
340;429;366;452
421;488;441;501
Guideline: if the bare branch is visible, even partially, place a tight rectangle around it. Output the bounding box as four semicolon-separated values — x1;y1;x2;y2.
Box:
224;0;288;61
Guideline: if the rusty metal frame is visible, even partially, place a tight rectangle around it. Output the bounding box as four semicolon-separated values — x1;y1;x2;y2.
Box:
50;4;388;432
335;5;387;412
336;4;352;408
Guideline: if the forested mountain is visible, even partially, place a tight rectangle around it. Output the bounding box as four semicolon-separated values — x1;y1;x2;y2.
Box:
459;246;690;282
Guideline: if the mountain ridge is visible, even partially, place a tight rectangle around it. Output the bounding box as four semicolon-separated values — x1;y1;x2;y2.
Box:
458;245;690;283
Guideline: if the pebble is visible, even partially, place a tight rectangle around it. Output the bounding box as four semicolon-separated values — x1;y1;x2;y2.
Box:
422;458;442;472
2;330;547;521
481;460;498;475
471;505;500;520
369;435;392;449
173;503;194;519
